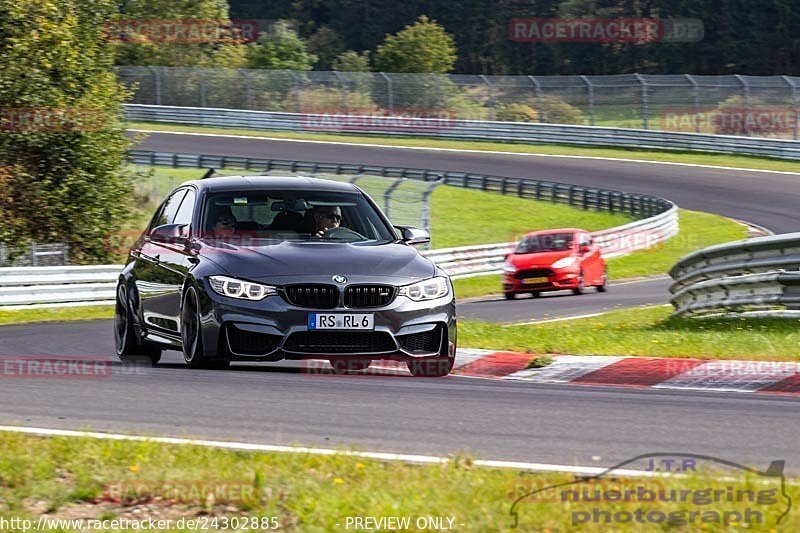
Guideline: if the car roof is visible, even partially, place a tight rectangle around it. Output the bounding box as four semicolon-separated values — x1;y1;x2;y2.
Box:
183;175;360;193
523;228;586;237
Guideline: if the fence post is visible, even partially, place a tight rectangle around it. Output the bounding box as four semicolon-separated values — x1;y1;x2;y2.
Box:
528;76;543;122
580;75;595;126
436;75;444;116
332;71;347;113
240;69;253;110
0;243;5;267
384;178;404;220
735;74;750;136
634;73;649;129
198;70;207;108
480;75;494;120
380;72;393;113
685;74;700;133
147;66;162;106
421;180;440;249
783;76;798;141
30;241;38;267
289;71;302;113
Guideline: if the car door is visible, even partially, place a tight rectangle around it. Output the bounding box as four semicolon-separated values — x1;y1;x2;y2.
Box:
579;232;602;284
136;189;187;337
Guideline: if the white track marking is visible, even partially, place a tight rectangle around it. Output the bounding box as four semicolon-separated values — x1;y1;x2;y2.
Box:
0;425;655;476
129;129;800;176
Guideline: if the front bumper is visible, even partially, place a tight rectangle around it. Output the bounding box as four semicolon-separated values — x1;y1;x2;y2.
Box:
197;280;457;361
503;269;580;293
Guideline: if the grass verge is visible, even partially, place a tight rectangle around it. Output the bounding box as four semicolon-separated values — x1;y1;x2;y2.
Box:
452;208;748;299
127;121;800;173
0;306;113;326
460;306;800;361
0;432;795;531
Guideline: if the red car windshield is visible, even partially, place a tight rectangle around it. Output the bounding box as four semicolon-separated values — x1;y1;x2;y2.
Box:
516;233;575;253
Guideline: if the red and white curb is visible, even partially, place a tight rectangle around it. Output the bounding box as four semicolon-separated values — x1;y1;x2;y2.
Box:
452;349;800;395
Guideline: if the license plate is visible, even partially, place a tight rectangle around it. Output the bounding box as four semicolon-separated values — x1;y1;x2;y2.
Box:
524;276;549;284
309;313;374;330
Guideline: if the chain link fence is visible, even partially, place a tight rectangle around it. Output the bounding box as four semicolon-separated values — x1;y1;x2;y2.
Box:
118;67;800;139
0;243;69;267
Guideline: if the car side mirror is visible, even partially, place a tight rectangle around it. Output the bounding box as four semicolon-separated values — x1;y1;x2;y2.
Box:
580;244;591;253
396;226;430;245
150;223;189;245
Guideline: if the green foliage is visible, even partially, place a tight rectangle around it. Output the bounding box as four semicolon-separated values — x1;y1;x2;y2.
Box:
308;26;346;70
333;50;371;72
111;0;248;68
538;96;584;124
374;15;457;74
0;0;134;263
246;20;318;71
494;103;539;123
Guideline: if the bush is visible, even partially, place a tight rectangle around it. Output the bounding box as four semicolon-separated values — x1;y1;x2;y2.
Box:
0;0;134;263
495;103;539;123
538;96;583;124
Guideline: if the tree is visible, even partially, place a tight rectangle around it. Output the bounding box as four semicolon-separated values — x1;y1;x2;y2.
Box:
246;20;318;70
333;50;371;72
308;26;346;70
0;0;134;262
374;15;457;73
111;0;248;68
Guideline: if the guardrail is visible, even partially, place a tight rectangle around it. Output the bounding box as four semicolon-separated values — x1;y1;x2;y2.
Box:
0;265;118;307
669;233;800;317
126;104;800;159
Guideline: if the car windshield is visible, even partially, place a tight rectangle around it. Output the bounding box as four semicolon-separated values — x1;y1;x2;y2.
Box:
515;233;575;253
200;189;395;245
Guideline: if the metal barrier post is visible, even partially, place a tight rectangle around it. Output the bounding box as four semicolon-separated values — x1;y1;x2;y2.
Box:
380;72;393;113
685;74;700;133
240;69;253;109
735;74;750;136
634;73;649;129
31;242;38;267
784;76;798;141
199;70;207;108
528;76;543;122
147;66;162;106
289;71;302;113
333;71;347;112
580;75;595;126
480;75;493;120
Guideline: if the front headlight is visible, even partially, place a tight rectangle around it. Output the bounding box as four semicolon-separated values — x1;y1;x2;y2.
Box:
398;276;450;301
503;261;517;273
551;256;577;269
209;275;277;301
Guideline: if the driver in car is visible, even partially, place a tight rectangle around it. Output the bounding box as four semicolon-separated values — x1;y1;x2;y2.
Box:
311;205;342;237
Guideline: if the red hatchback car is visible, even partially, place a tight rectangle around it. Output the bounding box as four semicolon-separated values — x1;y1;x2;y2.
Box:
502;228;607;299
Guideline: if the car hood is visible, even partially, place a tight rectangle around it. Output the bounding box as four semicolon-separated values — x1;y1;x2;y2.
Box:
509;250;575;267
200;240;436;283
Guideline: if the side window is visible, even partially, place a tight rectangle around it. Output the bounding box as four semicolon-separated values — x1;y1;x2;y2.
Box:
150;189;187;231
173;189;196;228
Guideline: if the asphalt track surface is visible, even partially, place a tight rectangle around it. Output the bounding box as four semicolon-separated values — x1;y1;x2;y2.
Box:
2;320;800;471
1;131;797;472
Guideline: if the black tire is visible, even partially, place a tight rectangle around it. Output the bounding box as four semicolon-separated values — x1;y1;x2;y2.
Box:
406;355;455;377
504;291;516;300
181;286;229;370
572;272;585;295
115;283;161;365
530;291;541;298
596;272;608;292
329;358;371;373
